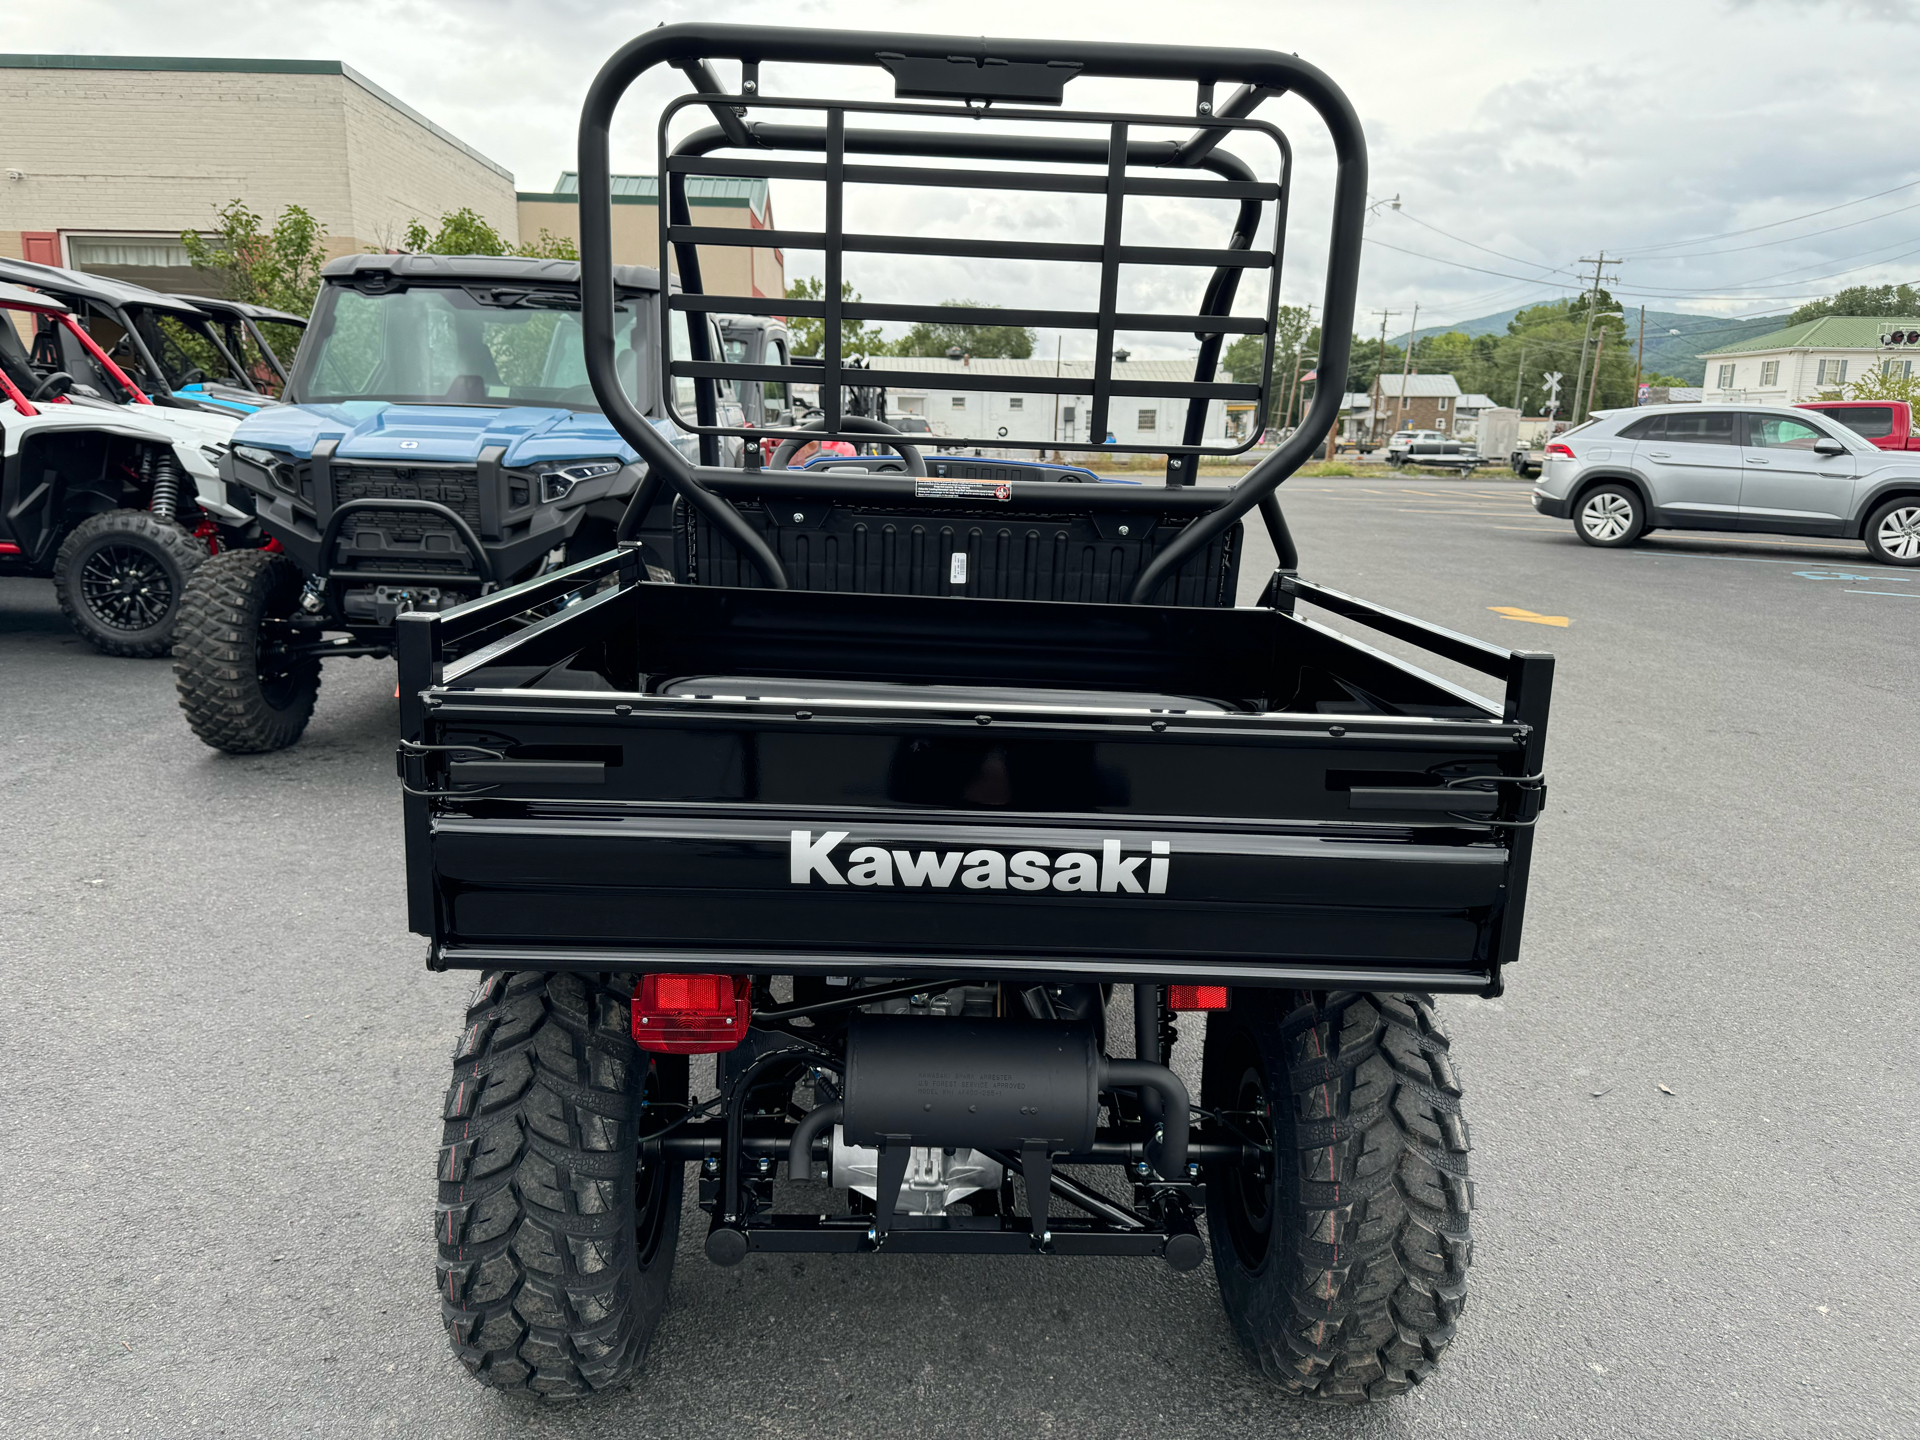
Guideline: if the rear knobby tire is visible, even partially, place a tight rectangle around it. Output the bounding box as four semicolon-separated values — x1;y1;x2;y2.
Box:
437;971;685;1397
53;508;207;657
1203;990;1472;1405
172;548;320;753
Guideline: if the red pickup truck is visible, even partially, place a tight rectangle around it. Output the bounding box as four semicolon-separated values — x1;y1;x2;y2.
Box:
1798;399;1918;451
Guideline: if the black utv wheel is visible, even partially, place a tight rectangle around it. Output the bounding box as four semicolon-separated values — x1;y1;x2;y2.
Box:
438;971;685;1397
172;548;321;753
53;508;208;657
1203;990;1472;1405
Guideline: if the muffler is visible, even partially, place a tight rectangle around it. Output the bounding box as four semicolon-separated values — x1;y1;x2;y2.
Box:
790;1015;1189;1247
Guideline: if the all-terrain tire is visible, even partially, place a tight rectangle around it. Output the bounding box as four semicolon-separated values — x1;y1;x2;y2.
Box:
1203;990;1472;1405
437;971;685;1397
172;548;320;753
53;508;208;657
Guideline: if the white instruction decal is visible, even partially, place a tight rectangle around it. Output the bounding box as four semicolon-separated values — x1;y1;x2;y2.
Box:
950;552;968;584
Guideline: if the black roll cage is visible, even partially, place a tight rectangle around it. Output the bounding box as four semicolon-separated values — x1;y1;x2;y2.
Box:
578;24;1367;603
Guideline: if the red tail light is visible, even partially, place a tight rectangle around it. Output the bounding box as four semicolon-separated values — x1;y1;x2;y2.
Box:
632;973;751;1053
1545;442;1574;458
1168;984;1230;1011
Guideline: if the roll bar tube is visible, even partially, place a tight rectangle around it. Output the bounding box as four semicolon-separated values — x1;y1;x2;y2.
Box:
579;23;1367;600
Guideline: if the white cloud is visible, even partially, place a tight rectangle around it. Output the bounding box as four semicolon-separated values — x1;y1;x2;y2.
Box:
9;0;1917;350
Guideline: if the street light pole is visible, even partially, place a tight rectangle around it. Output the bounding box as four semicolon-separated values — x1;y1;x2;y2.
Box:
1633;303;1647;404
1369;306;1400;446
1394;302;1419;437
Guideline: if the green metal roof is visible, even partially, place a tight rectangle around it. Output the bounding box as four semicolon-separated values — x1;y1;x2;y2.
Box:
1699;314;1920;356
529;172;768;212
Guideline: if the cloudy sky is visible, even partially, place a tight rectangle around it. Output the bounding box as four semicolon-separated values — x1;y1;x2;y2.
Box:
13;0;1920;356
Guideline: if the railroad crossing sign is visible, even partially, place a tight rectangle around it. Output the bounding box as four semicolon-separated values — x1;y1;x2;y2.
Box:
1542;371;1563;405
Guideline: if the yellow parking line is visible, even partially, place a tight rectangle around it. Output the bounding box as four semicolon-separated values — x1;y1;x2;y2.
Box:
1489;606;1570;627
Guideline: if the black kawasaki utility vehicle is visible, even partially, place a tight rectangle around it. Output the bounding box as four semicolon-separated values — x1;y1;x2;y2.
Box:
409;25;1553;1406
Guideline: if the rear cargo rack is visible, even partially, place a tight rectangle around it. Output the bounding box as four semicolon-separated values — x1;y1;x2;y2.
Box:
577;25;1368;603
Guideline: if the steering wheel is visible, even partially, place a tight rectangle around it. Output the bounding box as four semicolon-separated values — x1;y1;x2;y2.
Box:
28;371;74;401
175;367;206;387
769;415;926;475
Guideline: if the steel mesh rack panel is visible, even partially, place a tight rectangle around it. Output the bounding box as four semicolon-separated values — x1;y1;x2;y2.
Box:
578;27;1368;603
653;90;1291;462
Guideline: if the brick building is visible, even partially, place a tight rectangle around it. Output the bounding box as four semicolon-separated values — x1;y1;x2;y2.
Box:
1369;372;1463;438
516;172;785;301
0;54;517;295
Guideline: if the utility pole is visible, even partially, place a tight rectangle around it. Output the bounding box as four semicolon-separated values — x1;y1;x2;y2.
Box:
1569;252;1619;424
1633;303;1647;405
1368;307;1400;445
1050;334;1063;459
1394;302;1419;436
1277;303;1315;434
1512;343;1527;410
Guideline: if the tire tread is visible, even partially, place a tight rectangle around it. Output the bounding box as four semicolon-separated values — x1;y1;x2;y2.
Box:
1208;990;1472;1405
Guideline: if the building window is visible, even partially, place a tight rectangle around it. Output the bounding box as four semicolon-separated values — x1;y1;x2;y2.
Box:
1007;397;1023;410
1759;360;1779;387
951;395;967;409
1062;406;1077;426
1817;358;1848;385
1437;396;1448;410
1884;358;1915;380
1137;409;1157;430
1716;363;1736;389
1402;396;1412;410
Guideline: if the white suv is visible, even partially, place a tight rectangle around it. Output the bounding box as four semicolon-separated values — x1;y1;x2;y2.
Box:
1531;403;1920;566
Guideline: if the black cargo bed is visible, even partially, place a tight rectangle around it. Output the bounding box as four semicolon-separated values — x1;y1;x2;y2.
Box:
397;551;1550;995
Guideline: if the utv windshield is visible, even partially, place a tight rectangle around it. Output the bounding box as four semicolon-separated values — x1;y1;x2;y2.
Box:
126;307;254;392
294;283;650;411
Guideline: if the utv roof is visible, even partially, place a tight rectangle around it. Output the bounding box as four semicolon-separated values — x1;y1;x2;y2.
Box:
320;253;663;292
182;294;308;327
0;279;71;314
0;257;208;317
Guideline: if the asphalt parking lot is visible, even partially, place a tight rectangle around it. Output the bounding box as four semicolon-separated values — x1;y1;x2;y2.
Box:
2;476;1915;1438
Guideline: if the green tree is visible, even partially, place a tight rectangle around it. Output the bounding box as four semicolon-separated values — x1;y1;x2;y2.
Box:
401;208;578;260
1819;361;1920;409
890;300;1035;359
783;277;888;357
181;199;329;315
1787;283;1920;327
1223;304;1309;387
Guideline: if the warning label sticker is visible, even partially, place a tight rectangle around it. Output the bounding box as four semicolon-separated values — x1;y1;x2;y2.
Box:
914;479;1012;502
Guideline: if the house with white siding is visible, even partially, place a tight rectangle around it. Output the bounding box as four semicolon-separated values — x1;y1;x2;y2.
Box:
1699;316;1918;405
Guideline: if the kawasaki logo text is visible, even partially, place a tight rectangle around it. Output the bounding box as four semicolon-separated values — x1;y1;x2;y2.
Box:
789;831;1169;894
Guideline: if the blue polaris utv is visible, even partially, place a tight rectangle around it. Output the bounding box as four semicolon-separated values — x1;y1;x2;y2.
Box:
173;253;734;752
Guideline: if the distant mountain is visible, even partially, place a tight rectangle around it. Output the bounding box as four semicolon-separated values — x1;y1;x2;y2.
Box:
1630;312;1791;385
1395;306;1792;386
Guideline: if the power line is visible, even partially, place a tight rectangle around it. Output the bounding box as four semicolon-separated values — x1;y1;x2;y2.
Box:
1626;203;1919;261
1386;209;1586;282
1628;181;1921;254
1614;243;1921;297
1368;229;1918;302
